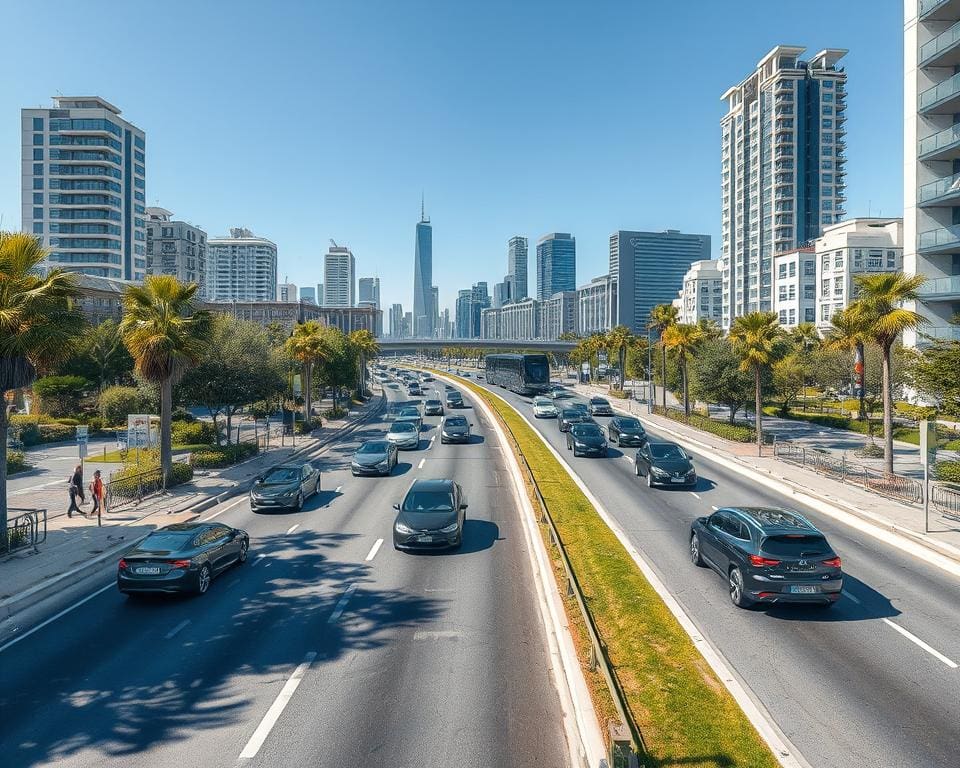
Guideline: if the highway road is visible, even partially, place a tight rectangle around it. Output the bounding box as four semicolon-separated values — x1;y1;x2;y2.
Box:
0;384;571;768
467;373;960;768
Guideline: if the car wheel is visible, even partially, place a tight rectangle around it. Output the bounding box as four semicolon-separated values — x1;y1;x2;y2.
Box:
196;564;212;595
689;534;704;567
238;538;249;564
728;567;751;608
296;491;304;512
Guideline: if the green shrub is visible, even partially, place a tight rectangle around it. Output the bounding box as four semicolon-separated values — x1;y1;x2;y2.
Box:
653;406;754;443
322;407;346;420
935;460;960;484
55;417;81;426
895;402;938;422
172;420;218;446
190;442;258;469
98;385;151;426
171;407;196;423
9;414;41;446
36;423;74;443
86;416;106;433
33;375;91;417
6;450;28;474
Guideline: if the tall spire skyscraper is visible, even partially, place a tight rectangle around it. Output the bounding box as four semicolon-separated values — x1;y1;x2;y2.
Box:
413;198;434;337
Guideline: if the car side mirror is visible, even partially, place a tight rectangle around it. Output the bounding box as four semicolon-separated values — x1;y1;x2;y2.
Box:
392;503;400;511
460;503;468;510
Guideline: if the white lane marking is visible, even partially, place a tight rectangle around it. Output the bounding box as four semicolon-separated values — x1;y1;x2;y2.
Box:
413;630;460;640
286;524;299;535
417;458;426;469
164;619;190;640
251;554;266;567
882;619;958;668
843;591;862;605
201;495;248;522
238;651;318;759
625;456;635;464
690;492;701;499
365;538;384;562
711;505;719;511
0;582;114;655
327;584;358;624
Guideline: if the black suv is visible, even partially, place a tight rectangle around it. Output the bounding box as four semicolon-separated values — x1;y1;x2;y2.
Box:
689;507;843;608
558;407;589;432
607;416;647;447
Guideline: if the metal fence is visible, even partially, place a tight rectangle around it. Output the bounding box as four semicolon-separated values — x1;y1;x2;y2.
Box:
773;442;925;505
2;508;47;555
106;466;164;510
932;484;960;521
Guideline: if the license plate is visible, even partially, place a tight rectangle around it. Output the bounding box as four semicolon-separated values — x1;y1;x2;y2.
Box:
136;566;161;575
670;477;686;483
417;535;433;543
789;585;820;594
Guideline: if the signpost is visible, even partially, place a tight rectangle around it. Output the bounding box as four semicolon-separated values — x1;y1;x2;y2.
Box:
76;425;88;463
921;420;937;532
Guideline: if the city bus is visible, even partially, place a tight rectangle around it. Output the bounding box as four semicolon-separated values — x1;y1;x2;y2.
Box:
483;353;551;396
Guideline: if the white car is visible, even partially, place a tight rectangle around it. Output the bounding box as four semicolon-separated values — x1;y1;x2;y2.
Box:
532;396;559;418
386;421;420;450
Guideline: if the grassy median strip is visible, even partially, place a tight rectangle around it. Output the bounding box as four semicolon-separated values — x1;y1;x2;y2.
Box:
459;377;779;768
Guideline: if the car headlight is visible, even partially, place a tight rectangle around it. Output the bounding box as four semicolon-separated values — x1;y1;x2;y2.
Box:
439;522;459;533
377;459;390;468
395;521;414;534
574;441;586;448
651;467;670;477
686;468;697;477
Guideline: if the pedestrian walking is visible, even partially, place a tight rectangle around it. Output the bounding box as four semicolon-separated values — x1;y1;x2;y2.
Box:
90;469;106;517
67;464;84;517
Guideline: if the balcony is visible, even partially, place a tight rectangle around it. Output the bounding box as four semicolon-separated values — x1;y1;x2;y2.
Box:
919;224;960;254
920;326;960;343
921;0;960;21
919;122;960;161
919;170;960;205
920;18;960;66
919;70;960;114
918;274;960;299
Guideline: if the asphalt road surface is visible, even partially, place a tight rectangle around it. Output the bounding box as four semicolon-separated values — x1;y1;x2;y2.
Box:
0;385;570;768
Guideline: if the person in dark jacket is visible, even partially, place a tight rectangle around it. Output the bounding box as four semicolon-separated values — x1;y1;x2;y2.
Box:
68;464;84;517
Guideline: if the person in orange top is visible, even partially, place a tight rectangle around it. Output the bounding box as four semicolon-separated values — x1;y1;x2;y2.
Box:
90;469;106;516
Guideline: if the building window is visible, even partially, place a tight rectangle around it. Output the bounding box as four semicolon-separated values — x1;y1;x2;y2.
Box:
33;207;43;219
834;253;843;269
779;310;787;324
788;285;796;300
778;263;787;279
887;250;897;268
805;308;815;323
33;178;43;190
821;304;830;321
804;260;815;277
822;214;833;224
804;284;815;300
789;262;796;278
834;277;843;297
33;163;43;176
822;254;830;271
789;309;796;325
33;193;43;205
821;278;830;295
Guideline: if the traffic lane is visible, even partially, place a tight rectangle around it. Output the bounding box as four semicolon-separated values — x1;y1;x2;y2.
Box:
257;395;570;768
482;382;960;768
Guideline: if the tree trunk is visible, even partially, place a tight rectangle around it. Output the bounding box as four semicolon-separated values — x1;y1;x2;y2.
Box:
856;341;867;422
225;409;233;445
0;396;9;551
160;377;173;490
682;358;690;416
303;362;312;420
660;345;668;410
754;366;763;456
882;343;894;476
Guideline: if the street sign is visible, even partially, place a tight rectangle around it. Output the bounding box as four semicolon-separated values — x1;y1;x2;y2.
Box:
76;425;88;441
127;414;155;448
78;440;88;459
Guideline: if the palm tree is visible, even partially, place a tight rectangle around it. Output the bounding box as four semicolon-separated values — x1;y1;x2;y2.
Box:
648;303;679;409
824;308;870;421
0;233;84;546
286;321;324;420
696;317;723;341
119;276;211;488
789;322;820;410
604;325;633;392
662;323;704;415
849;273;926;475
348;329;380;397
729;311;784;455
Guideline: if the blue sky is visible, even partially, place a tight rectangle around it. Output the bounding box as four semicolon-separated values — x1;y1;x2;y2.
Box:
1;0;903;316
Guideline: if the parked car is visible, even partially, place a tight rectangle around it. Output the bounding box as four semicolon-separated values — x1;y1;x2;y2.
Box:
386;421;420;450
633;442;696;488
558;408;588;432
118;522;249;596
423;398;444;416
445;390;464;408
532;396;559;418
250;462;321;511
440;415;472;443
351;439;399;476
395;405;423;431
607;416;647;447
393;478;467;551
588;396;614;416
689;507;843;608
566;423;607;457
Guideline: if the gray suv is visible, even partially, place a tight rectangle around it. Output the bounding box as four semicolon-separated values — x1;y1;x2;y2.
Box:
690;507;843;608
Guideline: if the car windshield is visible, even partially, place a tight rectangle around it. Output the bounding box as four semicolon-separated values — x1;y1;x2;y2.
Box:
446;417;467;426
650;444;686;460
400;407;419;415
761;535;831;557
619;419;642;430
262;468;300;483
357;441;388;454
140;532;193;552
392;422;416;433
572;424;602;437
591;398;609;405
403;491;454;513
561;409;581;418
533;397;551;406
426;400;441;406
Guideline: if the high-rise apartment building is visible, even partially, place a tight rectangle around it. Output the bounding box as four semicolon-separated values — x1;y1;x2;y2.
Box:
413;204;433;337
323;245;355;307
22;96;146;281
278;282;298;302
389;303;404;338
144;207;207;295
207;228;277;302
609;230;711;332
677;259;724;325
508;236;529;300
493;279;511;309
300;286;316;304
536;233;576;300
720;46;848;328
905;2;960;345
359;276;380;309
772;248;816;328
577;275;612;336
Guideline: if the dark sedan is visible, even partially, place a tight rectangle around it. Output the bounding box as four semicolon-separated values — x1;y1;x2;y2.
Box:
558;408;589;432
440;415;472;443
118;522;249;596
250;462;321;511
393;478;468;551
690;507;843;608
566;423;607;457
424;398;444;416
445;390;464;408
607;416;647;447
634;441;696;488
351;439;399;476
588;396;614;416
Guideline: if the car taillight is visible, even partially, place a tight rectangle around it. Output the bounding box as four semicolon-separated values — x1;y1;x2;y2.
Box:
749;555;781;567
118;558;128;570
168;559;192;569
821;556;842;568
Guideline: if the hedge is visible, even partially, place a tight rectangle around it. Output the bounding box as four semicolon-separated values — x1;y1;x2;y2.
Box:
935;461;960;484
109;460;193;493
191;442;259;469
172;420;219;446
7;450;28;474
8;416;76;446
653;406;755;443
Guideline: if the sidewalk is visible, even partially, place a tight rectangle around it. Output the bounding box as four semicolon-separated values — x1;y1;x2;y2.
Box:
0;394;385;618
569;381;960;563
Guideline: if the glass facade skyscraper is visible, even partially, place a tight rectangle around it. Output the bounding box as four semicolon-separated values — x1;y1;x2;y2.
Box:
413;206;433;337
536;233;576;300
507;235;529;300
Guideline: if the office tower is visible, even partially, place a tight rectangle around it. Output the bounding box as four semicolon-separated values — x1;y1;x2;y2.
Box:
577;275;612;336
493;279;511;309
720;46;847;328
413;200;433;337
144;207;207;296
316;283;324;305
508;235;529;300
207;228;278;302
455;289;473;338
609;229;711;332
536;233;576;300
277;282;298;302
389;303;404;338
323;244;355;307
300;286;316;304
430;286;439;334
358;277;381;309
402;311;413;338
906;3;960;345
22;96;146;281
677;260;724;325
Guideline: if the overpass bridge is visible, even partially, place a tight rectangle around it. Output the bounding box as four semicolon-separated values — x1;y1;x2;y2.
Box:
376;338;576;354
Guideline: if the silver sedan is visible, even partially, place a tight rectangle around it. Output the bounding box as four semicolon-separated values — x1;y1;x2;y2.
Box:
386;421;420;450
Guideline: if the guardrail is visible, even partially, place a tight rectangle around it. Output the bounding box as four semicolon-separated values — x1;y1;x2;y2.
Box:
932;484;960;521
773;442;925;505
2;508;47;556
106;466;164;510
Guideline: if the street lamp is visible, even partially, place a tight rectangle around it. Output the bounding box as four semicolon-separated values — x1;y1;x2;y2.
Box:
646;327;653;414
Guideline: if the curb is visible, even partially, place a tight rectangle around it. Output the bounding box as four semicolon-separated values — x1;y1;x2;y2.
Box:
0;395;387;624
